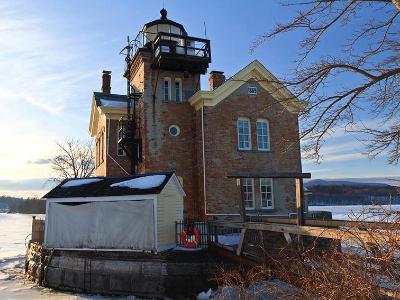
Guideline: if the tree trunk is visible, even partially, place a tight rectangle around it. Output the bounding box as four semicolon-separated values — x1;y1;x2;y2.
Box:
393;0;400;11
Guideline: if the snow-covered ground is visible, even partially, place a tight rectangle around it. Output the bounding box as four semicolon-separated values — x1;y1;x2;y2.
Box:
1;205;399;299
309;204;400;220
0;213;131;299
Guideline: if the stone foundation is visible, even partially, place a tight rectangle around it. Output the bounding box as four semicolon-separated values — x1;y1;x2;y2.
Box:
25;244;224;298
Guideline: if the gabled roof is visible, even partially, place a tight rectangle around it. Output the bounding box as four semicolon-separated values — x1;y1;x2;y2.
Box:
43;172;185;199
89;92;129;137
189;60;306;113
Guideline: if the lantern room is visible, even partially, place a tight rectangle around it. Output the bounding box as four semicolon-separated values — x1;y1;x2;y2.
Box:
137;9;211;74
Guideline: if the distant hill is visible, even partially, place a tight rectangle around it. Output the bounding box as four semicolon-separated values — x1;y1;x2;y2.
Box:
305;181;400;206
305;179;390;188
0;196;45;214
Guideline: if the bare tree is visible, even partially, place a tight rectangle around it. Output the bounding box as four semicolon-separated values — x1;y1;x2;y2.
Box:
253;0;400;163
50;139;95;182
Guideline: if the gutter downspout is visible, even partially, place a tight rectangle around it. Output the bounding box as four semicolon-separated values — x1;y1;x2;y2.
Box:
201;102;207;217
106;115;130;175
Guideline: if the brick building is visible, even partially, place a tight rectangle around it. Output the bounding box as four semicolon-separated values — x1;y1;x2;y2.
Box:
89;9;306;220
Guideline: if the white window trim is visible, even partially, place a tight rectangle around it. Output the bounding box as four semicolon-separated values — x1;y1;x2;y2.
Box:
117;128;126;157
163;77;171;102
260;178;274;209
242;178;255;210
256;119;270;151
175;78;182;103
237;118;252;150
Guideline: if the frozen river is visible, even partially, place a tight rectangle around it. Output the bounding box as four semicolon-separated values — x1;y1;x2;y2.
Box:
1;206;399;299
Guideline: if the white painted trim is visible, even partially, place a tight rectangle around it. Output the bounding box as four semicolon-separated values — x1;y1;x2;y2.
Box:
43;247;155;252
44;194;158;203
169;174;186;197
202;105;208;216
44;200;50;246
163;77;171;102
256;119;270;151
242;178;255;210
237;118;252;150
260;177;274;209
153;195;158;252
174;78;183;103
189;60;306;113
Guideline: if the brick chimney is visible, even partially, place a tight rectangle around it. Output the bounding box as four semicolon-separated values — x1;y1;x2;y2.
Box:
102;70;112;94
209;71;225;91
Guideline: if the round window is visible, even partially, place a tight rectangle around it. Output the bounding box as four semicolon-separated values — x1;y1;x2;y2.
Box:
169;125;180;136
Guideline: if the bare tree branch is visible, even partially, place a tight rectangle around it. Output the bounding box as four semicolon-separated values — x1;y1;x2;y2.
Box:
254;0;400;163
50;138;95;182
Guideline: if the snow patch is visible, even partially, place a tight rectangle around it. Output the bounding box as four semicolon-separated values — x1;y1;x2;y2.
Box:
217;233;240;246
197;289;212;299
61;178;103;188
100;99;127;108
110;175;166;189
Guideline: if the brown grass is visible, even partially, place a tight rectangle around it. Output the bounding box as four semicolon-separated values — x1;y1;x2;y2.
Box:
214;207;400;299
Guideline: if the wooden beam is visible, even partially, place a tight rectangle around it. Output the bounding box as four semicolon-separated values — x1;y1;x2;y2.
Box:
226;172;311;179
242;222;399;244
295;178;304;226
236;228;247;256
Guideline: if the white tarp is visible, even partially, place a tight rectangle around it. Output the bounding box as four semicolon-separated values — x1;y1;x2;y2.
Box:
45;200;155;250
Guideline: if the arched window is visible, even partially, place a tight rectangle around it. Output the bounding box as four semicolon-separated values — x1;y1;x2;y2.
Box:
256;119;270;151
237;118;251;150
175;78;182;103
163;77;171;102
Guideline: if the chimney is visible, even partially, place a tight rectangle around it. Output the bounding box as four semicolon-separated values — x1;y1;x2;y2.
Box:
102;70;112;94
209;71;225;91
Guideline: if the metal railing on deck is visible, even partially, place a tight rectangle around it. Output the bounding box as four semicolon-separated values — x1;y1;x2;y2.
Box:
175;220;209;249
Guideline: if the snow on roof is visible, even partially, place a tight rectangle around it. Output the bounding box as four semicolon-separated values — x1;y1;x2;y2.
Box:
61;178;103;188
99;99;128;108
110;175;167;189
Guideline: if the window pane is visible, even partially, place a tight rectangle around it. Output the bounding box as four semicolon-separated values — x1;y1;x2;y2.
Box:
241;178;254;209
237;119;250;150
164;80;169;101
175;81;181;103
256;121;269;150
260;178;273;208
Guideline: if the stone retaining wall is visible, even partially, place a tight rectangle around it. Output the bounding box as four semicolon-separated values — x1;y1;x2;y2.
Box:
25;244;221;298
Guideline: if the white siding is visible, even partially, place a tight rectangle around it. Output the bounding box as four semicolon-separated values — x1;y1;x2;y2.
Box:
157;178;184;248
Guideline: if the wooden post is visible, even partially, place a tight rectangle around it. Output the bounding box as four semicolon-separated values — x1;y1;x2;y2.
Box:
236;228;247;256
237;179;246;222
295;178;304;226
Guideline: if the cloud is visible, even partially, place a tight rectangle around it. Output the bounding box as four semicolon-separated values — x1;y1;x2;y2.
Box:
26;158;51;165
0;178;54;191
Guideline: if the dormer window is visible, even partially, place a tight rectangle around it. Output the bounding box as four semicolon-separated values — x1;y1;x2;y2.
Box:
163;78;171;102
175;79;182;103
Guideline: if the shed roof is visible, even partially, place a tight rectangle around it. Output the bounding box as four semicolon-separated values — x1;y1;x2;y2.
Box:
43;172;181;199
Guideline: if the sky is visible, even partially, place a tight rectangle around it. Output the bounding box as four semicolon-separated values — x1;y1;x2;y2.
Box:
0;0;398;198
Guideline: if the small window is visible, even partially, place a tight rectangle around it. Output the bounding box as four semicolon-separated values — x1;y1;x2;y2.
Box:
237;118;251;150
256;120;270;151
117;127;126;157
163;78;171;102
248;86;257;95
175;79;182;103
241;178;255;209
169;125;180;136
260;178;274;209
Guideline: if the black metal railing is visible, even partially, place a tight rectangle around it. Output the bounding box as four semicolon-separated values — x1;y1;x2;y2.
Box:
153;32;211;60
175;220;209;249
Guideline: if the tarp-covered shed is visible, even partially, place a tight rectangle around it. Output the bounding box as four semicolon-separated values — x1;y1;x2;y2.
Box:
43;172;185;252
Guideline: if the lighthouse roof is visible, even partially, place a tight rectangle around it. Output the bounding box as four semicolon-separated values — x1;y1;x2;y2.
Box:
143;9;187;36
